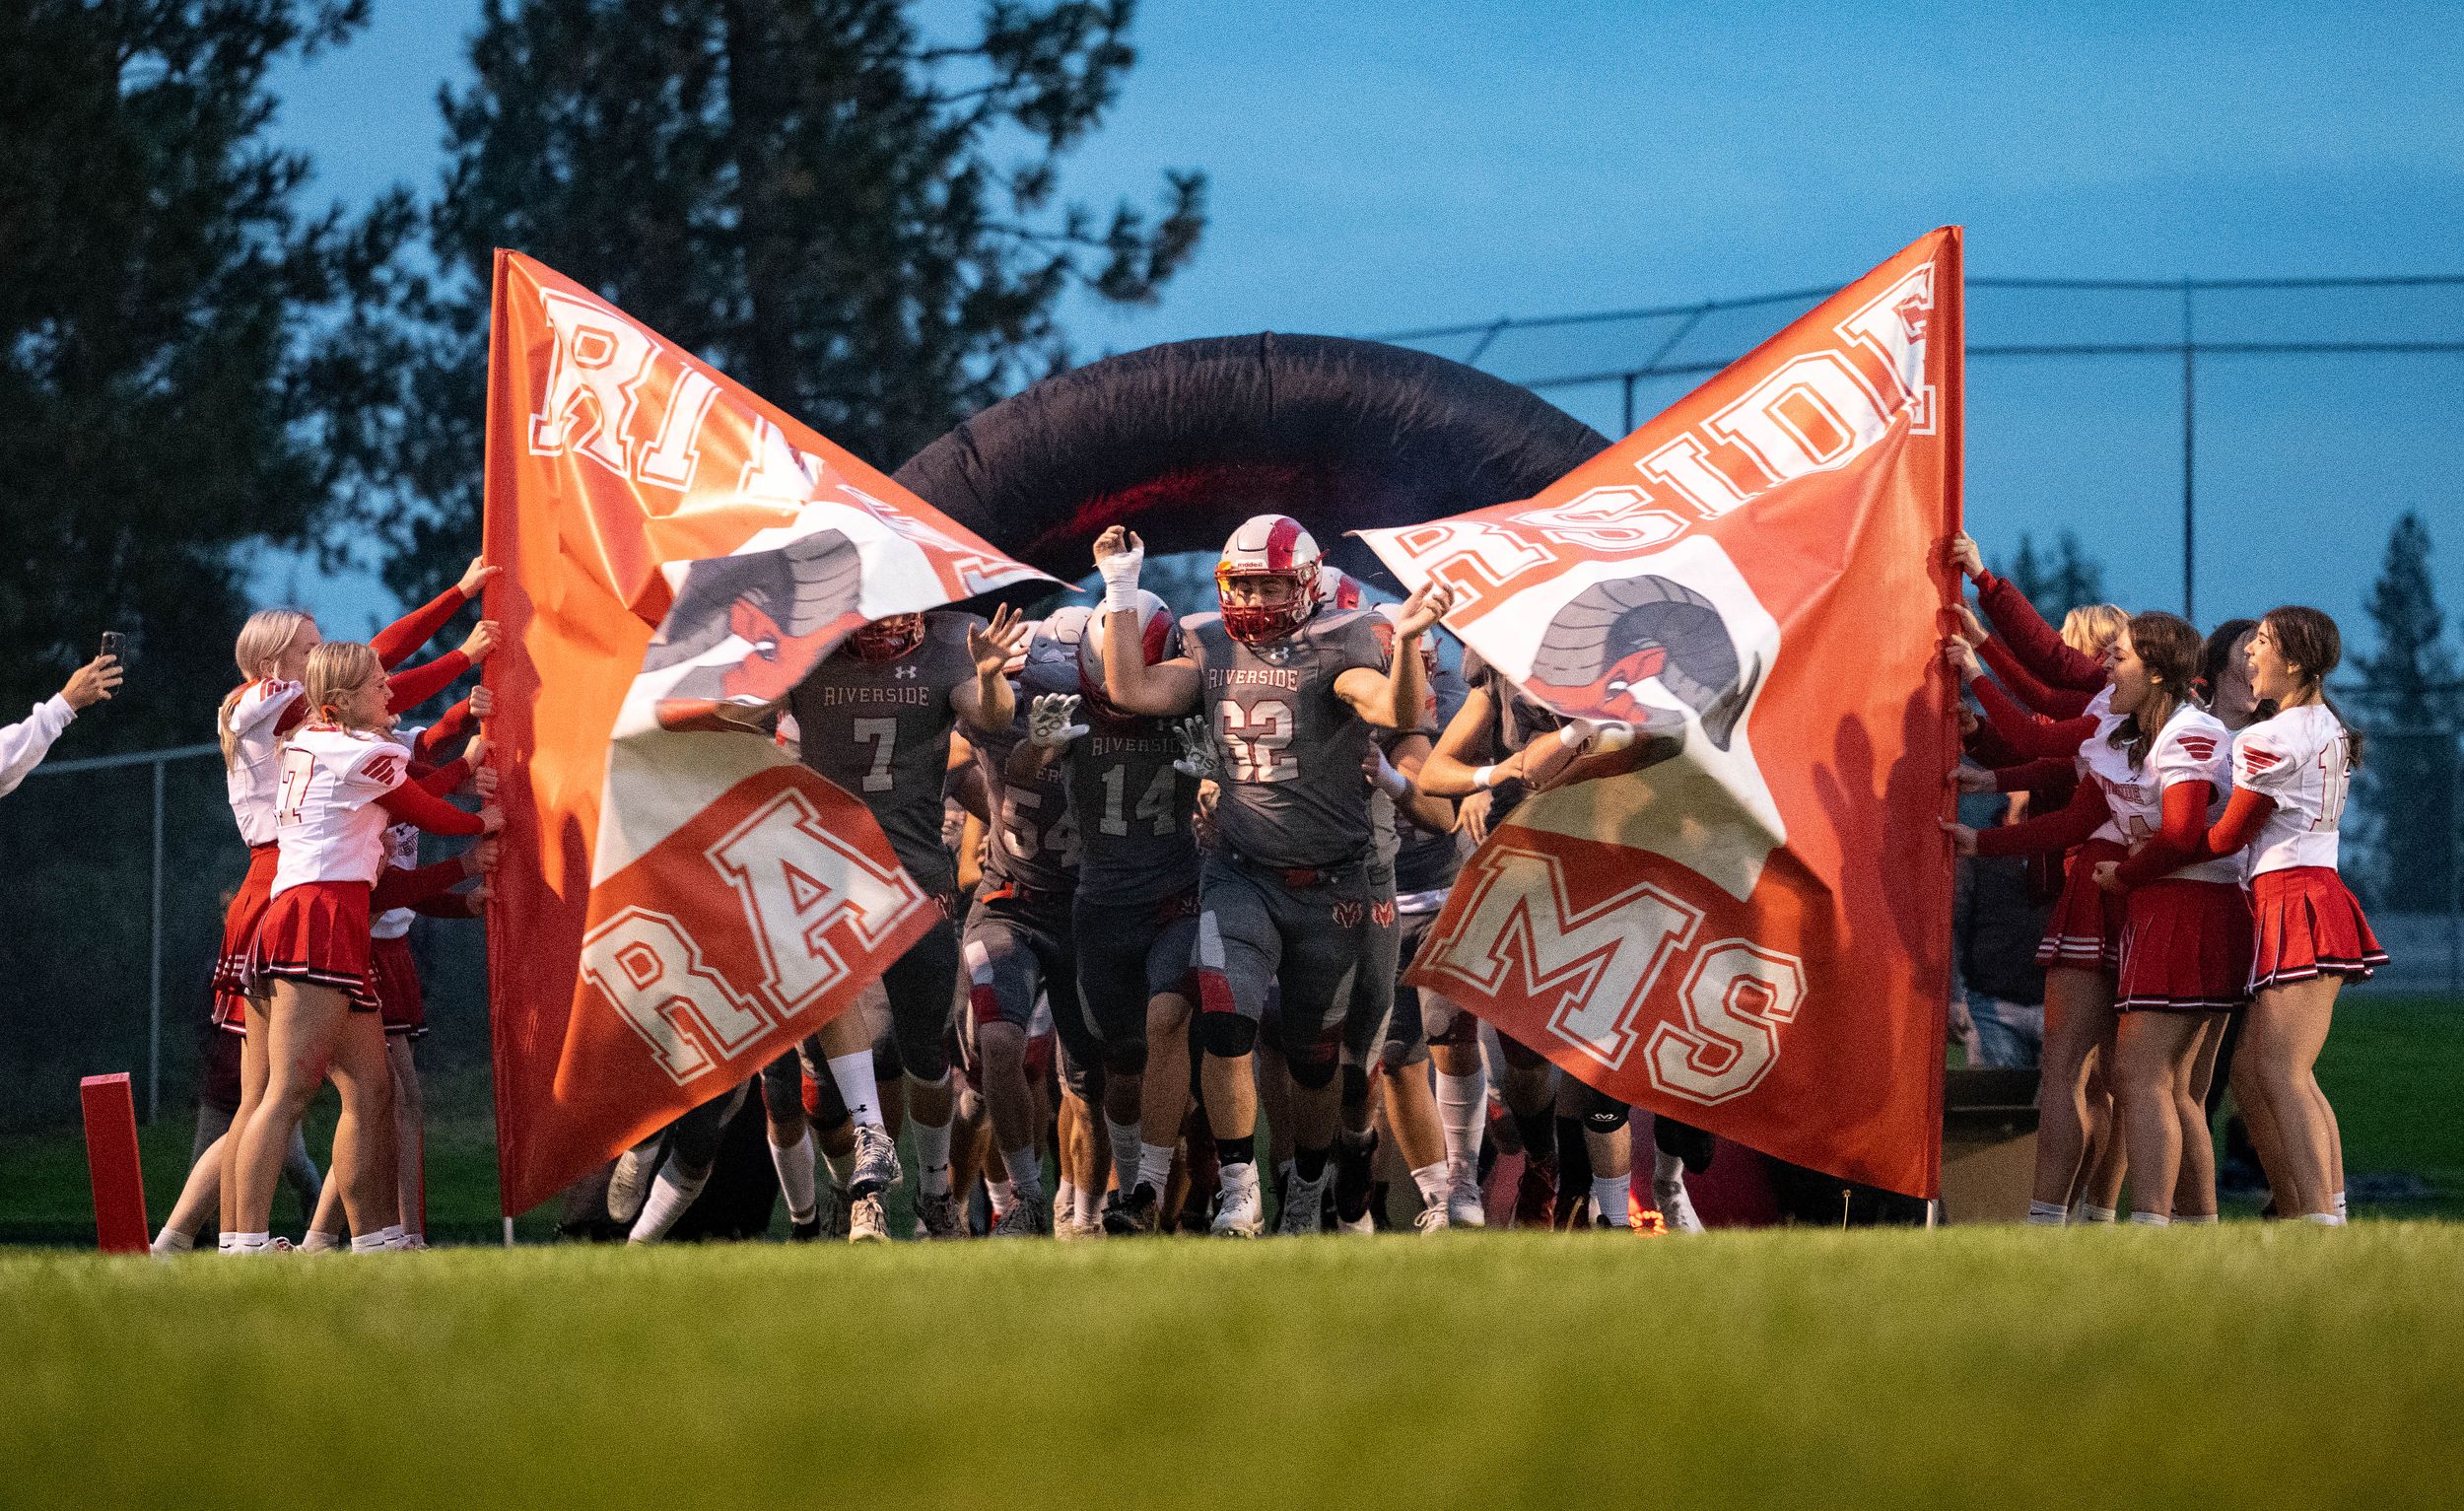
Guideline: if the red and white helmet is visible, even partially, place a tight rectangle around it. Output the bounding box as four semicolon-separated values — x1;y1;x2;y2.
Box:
1216;514;1323;644
849;612;924;662
1317;565;1367;611
1080;589;1181;713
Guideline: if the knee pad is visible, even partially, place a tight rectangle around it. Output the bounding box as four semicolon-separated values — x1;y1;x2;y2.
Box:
1197;1011;1258;1060
1102;1038;1149;1078
1286;1049;1338;1092
1580;1093;1630;1134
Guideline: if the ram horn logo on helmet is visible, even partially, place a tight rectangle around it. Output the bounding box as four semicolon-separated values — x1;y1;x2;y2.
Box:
643;530;862;727
1526;576;1764;751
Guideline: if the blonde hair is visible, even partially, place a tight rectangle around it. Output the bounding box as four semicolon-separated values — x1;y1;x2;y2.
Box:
219;608;317;766
303;642;384;732
2061;603;2127;660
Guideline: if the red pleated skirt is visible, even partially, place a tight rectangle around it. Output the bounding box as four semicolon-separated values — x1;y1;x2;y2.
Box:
2116;878;2255;1013
2248;865;2386;992
247;880;378;1011
211;844;282;1033
2036;838;2128;973
372;933;427;1037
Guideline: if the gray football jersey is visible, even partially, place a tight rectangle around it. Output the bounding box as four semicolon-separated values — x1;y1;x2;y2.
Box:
1389;655;1470;894
973;698;1080;896
1067;710;1199;906
1185;607;1390;869
788;610;980;894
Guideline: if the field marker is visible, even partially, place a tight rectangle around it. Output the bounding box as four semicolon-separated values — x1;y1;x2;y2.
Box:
79;1073;149;1254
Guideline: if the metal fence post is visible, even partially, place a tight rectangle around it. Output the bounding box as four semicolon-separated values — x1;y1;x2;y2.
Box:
149;756;165;1124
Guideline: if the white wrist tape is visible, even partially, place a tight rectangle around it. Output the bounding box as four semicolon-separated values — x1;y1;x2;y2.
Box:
1099;549;1144;614
1472;764;1496;790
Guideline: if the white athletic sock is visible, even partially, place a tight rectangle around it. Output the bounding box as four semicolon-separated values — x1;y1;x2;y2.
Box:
2177;1213;2220;1224
150;1227;194;1256
376;1224;408;1251
232;1231;273;1255
1105;1118;1144;1198
1055;1178;1078;1219
826;1051;886;1132
2302;1211;2345;1226
2025;1201;2068;1226
1436;1068;1487;1170
1074;1183;1103;1228
630;1166;713;1243
302;1228;343;1254
1652;1148;1688;1195
821;1141;857;1195
350;1231;389;1253
1136;1140;1176;1196
2078;1203;2118;1224
1410;1160;1452;1209
770;1131;818;1223
217;1232;235;1255
1004;1144;1045;1204
987;1172;1016;1217
1591;1174;1630;1228
2335;1190;2349;1219
2128;1210;2170;1226
913;1117;953;1198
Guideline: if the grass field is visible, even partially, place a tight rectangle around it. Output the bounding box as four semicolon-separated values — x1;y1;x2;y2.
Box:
5;1225;2462;1508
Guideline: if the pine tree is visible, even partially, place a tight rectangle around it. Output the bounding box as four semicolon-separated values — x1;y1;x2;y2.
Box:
0;0;412;747
2353;511;2461;912
365;0;1207;603
1996;530;2106;624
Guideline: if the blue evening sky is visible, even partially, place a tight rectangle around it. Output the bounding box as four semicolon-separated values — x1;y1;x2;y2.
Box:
269;2;2464;652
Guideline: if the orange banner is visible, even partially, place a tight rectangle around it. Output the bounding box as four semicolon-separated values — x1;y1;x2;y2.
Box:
1361;229;1962;1197
480;251;1055;1214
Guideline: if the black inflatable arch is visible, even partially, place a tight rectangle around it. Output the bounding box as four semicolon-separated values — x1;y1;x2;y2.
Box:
893;333;1610;587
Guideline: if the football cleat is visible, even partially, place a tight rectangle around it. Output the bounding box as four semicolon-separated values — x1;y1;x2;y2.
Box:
1215;515;1324;644
850;1123;902;1200
848;1193;890;1244
1278;1167;1332;1237
992;1197;1054;1238
606;1137;662;1225
1212;1164;1265;1238
1655;1177;1705;1234
1102;1184;1163;1237
788;1214;822;1244
821;1185;853;1241
1514;1153;1558;1230
1445;1162;1488;1229
1413;1204;1452;1235
913;1189;967;1241
1335;1210;1374;1236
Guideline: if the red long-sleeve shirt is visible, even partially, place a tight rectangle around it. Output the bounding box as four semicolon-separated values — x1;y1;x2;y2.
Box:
2113;781;2218;886
1975;778;2111;859
1972;673;2099;761
1979;636;2096;720
370;584;474;670
374;778;485;837
1975;571;2107;692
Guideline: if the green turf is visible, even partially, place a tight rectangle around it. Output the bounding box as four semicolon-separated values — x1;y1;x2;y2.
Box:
4;1225;2460;1508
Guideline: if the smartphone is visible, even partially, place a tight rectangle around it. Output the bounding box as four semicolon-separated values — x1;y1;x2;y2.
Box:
100;631;125;663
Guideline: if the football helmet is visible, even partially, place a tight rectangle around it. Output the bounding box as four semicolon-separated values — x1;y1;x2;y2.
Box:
1215;514;1323;645
849;612;924;662
1079;588;1181;714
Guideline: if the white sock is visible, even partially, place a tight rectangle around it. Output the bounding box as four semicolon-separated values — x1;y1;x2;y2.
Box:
1135;1140;1176;1196
1591;1173;1630;1227
770;1131;818;1223
987;1172;1016;1217
2078;1203;2118;1224
350;1231;389;1253
2303;1211;2345;1226
376;1224;408;1250
2128;1210;2170;1226
1056;1177;1078;1218
2335;1190;2349;1219
2026;1201;2068;1225
1074;1184;1102;1227
826;1051;886;1132
630;1166;712;1243
1410;1160;1452;1209
821;1141;857;1195
301;1228;343;1254
218;1232;239;1255
913;1117;953;1198
1105;1118;1143;1198
1004;1145;1045;1203
232;1231;273;1255
2178;1213;2219;1224
150;1227;194;1256
1436;1068;1487;1170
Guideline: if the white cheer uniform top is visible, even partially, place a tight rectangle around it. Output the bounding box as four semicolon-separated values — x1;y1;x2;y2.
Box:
2230;704;2353;877
271;725;411;896
225;679;306;846
2101;703;2237;883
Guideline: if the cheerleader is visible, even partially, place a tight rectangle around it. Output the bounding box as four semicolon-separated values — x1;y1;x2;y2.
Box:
2162;607;2377;1223
224;642;499;1254
2085;612;2249;1224
209;561;498;1237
